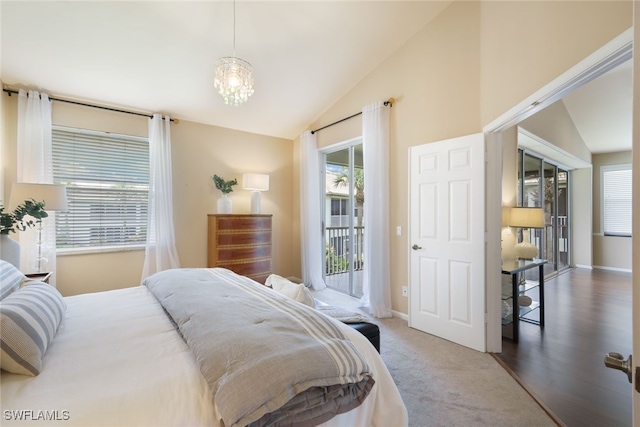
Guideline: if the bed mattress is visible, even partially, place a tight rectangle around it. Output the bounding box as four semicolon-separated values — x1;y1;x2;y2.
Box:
1;284;407;427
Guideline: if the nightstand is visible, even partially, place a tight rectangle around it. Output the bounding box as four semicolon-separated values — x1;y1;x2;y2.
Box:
24;272;52;284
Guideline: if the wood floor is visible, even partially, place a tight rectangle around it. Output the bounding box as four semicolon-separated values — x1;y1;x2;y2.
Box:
495;267;633;427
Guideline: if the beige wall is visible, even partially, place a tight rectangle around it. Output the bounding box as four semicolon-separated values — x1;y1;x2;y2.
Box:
2;96;297;296
479;1;632;126
592;151;632;271
308;0;631;315
571;167;593;268
501;126;518;261
311;1;483;314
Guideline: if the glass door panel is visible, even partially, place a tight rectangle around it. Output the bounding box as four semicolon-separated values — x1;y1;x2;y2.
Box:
557;168;570;270
322;143;364;297
522;154;543;261
522;153;542;207
543;162;556;275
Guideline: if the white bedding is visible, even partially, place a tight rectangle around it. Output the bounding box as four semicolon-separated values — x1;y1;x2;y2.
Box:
1;285;407;427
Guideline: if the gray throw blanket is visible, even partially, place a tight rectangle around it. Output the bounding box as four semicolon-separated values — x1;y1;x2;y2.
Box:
143;268;374;427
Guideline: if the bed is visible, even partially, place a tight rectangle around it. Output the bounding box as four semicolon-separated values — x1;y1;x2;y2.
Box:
0;265;407;427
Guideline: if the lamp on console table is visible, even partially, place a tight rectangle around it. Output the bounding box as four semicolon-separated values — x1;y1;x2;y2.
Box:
509;207;544;260
242;173;269;214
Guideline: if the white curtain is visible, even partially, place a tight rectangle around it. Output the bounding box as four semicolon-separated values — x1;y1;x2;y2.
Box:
299;131;326;290
141;114;180;280
16;89;56;282
359;101;392;318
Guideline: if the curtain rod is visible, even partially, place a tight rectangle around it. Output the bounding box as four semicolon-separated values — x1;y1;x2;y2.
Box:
2;88;179;123
310;98;394;135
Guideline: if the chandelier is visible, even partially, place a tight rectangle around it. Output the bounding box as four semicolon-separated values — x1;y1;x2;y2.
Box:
214;1;254;106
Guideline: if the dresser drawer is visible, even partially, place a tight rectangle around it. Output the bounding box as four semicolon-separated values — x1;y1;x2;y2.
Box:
215;216;271;231
216;245;271;262
207;214;273;284
216;230;271;246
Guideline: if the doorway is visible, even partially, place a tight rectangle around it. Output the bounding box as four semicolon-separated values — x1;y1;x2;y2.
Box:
321;141;364;298
486;32;632;352
484;27;635;427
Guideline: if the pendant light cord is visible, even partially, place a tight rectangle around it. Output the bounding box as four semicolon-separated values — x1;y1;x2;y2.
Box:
233;0;236;57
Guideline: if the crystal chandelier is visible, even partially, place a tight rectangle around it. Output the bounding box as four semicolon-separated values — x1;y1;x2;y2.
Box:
214;1;254;106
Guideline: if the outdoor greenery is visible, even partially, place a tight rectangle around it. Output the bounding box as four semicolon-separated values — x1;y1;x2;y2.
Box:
325;242;364;274
325;243;348;273
212;175;238;194
328;167;366;275
333;167;364;227
0;199;48;235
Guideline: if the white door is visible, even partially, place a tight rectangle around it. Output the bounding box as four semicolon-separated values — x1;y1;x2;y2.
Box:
409;133;485;352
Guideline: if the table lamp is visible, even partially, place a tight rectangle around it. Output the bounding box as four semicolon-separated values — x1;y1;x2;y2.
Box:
242;174;269;214
9;183;68;272
509;207;544;260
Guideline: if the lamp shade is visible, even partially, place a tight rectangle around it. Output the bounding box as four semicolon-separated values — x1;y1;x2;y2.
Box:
9;183;68;211
242;174;269;192
509;207;544;229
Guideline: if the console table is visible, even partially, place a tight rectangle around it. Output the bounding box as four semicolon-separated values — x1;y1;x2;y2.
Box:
501;259;547;343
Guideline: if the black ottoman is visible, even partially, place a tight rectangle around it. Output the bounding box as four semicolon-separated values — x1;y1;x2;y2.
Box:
346;322;380;353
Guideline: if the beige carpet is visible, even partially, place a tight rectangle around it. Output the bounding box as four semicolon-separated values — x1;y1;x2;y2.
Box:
312;289;556;427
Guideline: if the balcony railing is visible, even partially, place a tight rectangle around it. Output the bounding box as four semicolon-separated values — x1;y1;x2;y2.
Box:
325;226;364;275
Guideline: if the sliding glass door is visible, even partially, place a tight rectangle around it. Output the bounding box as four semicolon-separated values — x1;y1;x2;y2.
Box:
518;150;571;276
322;142;364;297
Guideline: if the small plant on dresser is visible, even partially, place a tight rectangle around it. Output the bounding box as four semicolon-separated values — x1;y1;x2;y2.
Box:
212;175;237;214
212;175;237;194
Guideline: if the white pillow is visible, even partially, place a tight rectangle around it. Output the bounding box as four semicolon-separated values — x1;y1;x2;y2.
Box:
265;274;315;308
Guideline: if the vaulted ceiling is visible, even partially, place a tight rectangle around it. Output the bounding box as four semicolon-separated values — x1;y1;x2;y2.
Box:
561;59;632;154
1;1;631;152
1;1;451;140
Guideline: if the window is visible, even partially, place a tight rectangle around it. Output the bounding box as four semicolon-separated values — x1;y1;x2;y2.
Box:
52;126;149;250
602;164;632;237
331;199;347;216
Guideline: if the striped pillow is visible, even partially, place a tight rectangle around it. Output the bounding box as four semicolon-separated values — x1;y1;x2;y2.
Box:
0;283;66;376
0;260;25;300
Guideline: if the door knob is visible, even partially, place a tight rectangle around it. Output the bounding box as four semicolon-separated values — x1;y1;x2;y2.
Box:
604;352;633;383
412;244;422;250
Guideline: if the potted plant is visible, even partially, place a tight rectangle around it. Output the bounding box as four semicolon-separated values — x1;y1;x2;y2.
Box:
0;199;49;268
212;175;237;214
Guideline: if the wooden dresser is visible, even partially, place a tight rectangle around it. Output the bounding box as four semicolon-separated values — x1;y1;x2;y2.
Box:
207;214;272;284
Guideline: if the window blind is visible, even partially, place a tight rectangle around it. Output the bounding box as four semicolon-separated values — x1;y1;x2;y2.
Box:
52;126;149;249
602;165;632;237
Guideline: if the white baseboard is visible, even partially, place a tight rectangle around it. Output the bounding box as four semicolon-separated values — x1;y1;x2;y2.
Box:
574;264;593;270
392;310;408;321
593;265;632;273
